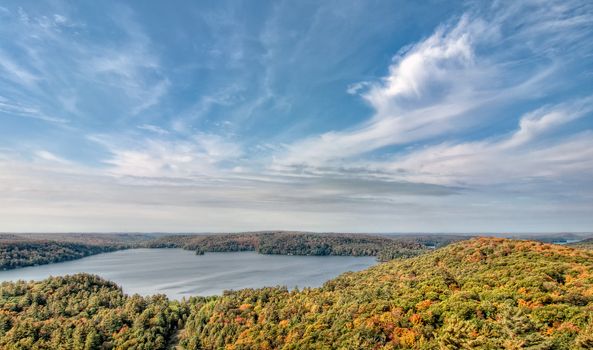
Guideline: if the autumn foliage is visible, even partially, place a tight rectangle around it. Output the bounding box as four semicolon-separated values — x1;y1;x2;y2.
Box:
2;238;593;349
178;238;593;349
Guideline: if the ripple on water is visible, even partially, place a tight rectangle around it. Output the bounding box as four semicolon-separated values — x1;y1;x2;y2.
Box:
0;249;377;299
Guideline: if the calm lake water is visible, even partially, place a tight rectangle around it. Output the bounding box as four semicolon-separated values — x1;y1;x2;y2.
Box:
0;249;376;299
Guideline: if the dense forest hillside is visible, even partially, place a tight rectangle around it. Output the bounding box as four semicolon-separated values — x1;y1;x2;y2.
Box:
178;238;593;349
2;238;593;349
0;274;188;349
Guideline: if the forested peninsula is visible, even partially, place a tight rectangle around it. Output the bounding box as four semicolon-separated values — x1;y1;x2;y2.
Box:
1;238;593;349
146;232;462;260
0;233;152;270
0;237;117;270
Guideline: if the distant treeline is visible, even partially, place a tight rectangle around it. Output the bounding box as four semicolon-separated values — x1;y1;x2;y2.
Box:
146;232;467;261
147;233;260;253
0;231;472;271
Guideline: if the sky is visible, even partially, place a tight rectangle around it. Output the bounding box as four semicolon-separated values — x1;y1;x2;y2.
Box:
0;0;592;233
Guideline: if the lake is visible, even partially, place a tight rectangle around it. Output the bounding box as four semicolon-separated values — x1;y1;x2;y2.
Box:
0;249;377;299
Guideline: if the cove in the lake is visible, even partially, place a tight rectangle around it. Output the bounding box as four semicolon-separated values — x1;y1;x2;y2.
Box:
0;248;376;299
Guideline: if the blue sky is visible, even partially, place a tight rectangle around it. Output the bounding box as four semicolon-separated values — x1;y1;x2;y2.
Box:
1;0;592;233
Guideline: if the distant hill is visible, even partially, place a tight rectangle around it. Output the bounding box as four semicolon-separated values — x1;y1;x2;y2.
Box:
1;238;593;349
0;234;30;241
568;238;593;250
146;231;451;260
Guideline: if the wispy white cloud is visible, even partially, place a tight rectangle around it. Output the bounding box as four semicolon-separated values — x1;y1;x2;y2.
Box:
273;1;593;183
273;18;490;166
346;81;370;95
0;50;39;87
0;96;68;124
1;4;168;124
375;98;593;187
90;132;243;179
34;150;71;165
87;23;169;116
499;99;593;149
138;124;169;135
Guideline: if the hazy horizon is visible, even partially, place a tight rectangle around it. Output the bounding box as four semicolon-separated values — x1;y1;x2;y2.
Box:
1;0;592;232
4;231;592;237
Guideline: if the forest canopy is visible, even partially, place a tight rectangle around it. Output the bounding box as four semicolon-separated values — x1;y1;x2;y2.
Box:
2;238;593;349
